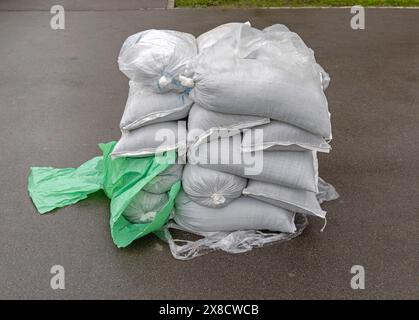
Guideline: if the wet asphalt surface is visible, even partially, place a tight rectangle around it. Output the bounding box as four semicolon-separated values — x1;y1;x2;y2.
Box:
0;4;418;299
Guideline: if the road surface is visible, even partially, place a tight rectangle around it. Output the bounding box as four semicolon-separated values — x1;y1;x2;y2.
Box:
0;4;418;299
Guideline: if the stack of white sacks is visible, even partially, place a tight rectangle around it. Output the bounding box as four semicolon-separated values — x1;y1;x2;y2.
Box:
112;23;339;257
110;30;196;224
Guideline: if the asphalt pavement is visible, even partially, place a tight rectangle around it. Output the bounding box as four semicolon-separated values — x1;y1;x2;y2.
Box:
0;5;418;299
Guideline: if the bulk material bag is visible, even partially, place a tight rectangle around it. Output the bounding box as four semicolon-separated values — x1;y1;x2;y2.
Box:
187;104;269;148
118;29;197;93
189;58;331;138
159;191;308;260
188;23;332;138
112;121;187;158
120;81;192;131
182;164;247;208
28;142;181;248
143;164;183;194
241;120;330;153
243;180;326;218
174;191;296;233
122;190;168;224
188;136;319;192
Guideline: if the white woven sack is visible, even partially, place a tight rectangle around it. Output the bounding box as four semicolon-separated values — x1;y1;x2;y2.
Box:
243;180;326;218
188;136;319;192
112;121;187;158
143;164;184;194
120;81;192;131
241;120;330;153
189;23;332;138
174;191;296;233
122;190;168;224
187;104;269;148
182;164;247;208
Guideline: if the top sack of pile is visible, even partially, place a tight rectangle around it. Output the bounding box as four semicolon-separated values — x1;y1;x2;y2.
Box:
188;22;332;139
118;29;197;93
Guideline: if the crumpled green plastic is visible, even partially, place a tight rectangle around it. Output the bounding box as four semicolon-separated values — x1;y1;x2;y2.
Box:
28;141;181;248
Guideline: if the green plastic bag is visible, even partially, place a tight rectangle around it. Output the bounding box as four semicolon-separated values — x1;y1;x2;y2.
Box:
28;142;181;248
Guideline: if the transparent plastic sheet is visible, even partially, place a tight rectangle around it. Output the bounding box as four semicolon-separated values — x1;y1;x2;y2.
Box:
317;177;340;204
159;214;308;261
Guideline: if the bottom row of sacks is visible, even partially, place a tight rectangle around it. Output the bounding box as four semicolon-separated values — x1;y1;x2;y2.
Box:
28;143;338;260
159;163;338;260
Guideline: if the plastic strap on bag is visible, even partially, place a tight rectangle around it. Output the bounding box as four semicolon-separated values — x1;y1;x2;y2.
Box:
160;214;308;261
